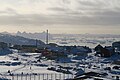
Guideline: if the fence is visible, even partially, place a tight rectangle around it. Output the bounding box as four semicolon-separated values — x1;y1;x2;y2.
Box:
4;73;74;80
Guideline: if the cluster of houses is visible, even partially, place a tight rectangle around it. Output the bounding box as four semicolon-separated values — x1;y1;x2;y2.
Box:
0;41;120;59
35;43;92;61
36;42;120;60
95;44;115;57
95;41;120;58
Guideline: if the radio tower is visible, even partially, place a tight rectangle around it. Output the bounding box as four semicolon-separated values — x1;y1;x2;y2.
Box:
46;30;48;44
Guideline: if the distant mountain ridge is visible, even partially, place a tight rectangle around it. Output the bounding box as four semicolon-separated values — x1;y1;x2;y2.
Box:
16;31;53;42
1;31;120;46
0;33;45;46
1;31;120;40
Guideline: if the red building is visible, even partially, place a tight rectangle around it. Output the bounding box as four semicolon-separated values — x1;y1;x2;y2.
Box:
95;44;115;57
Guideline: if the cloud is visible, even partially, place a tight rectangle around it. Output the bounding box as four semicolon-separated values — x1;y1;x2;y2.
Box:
0;11;120;27
0;0;120;27
48;7;68;12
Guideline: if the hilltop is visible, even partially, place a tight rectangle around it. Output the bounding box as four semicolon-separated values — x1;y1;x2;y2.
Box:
0;33;45;46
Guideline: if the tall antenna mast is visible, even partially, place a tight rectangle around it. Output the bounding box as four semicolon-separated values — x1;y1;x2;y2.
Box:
46;30;48;44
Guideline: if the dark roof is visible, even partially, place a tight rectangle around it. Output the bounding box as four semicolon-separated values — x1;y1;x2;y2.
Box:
74;72;102;79
95;44;103;51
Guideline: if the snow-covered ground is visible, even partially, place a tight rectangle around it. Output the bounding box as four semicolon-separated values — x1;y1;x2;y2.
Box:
0;52;74;80
0;48;120;80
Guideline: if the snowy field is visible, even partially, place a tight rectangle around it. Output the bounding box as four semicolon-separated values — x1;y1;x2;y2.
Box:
0;51;119;80
0;52;74;80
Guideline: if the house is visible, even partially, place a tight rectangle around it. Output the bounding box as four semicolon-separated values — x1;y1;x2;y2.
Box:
71;46;91;56
12;45;37;52
20;45;37;52
105;46;115;55
95;44;103;54
0;42;12;55
95;44;115;57
0;42;8;49
112;41;120;53
73;72;108;80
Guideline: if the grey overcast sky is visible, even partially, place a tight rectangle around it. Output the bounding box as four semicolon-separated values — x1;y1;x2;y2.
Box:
0;0;120;34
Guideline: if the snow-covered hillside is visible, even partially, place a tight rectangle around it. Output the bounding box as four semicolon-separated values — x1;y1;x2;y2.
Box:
0;33;45;46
